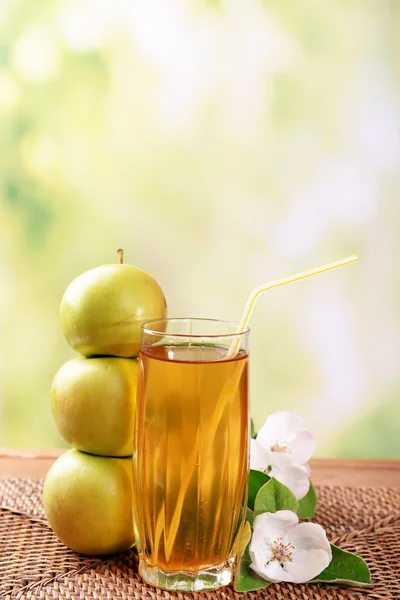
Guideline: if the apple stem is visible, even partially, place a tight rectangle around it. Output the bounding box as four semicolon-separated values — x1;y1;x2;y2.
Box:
117;248;124;264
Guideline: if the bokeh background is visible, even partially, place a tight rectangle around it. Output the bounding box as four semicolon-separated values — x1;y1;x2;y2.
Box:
1;0;399;457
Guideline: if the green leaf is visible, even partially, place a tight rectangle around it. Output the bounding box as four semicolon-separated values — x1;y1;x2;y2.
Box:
234;555;268;592
236;521;252;562
254;477;299;517
250;418;257;439
313;544;371;587
246;507;254;526
233;524;269;592
297;480;317;519
248;469;270;511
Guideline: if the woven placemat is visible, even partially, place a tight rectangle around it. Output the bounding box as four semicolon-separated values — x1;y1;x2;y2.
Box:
0;479;399;599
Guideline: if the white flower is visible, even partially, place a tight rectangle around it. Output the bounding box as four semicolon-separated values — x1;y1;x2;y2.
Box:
256;411;315;469
249;510;332;584
250;412;315;500
250;439;310;499
270;463;310;501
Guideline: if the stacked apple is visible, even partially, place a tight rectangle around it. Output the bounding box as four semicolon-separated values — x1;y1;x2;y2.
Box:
43;250;167;555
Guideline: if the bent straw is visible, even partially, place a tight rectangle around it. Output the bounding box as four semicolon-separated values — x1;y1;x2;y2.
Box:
227;254;359;357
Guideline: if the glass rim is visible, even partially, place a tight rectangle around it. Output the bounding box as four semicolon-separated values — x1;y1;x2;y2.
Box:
141;317;250;339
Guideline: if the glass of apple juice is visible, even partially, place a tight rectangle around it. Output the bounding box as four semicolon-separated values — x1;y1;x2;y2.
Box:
132;318;249;592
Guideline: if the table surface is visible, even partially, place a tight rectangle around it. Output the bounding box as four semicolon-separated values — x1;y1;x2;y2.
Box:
0;450;399;486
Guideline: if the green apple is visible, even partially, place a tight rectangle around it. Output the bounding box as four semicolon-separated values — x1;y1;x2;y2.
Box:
60;249;167;358
43;449;135;555
51;356;137;457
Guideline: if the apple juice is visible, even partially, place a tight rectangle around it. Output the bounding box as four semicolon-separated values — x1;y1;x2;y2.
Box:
132;344;249;574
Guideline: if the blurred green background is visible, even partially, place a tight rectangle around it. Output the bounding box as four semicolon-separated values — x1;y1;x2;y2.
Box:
0;0;399;458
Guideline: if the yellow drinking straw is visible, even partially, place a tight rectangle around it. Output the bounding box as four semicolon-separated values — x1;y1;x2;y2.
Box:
227;254;359;357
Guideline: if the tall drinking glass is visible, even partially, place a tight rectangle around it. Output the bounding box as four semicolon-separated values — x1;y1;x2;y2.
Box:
132;318;249;592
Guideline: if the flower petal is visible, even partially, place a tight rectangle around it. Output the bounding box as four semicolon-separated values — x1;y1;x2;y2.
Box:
265;448;292;469
257;411;304;450
250;559;286;583
281;548;332;583
282;522;332;583
285;522;332;554
250;439;269;472
249;539;273;572
270;463;310;500
251;511;299;547
289;430;316;464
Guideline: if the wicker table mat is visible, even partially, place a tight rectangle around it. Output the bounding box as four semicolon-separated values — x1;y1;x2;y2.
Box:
0;479;399;599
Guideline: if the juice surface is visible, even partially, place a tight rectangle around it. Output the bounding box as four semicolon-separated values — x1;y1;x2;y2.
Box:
132;344;249;573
